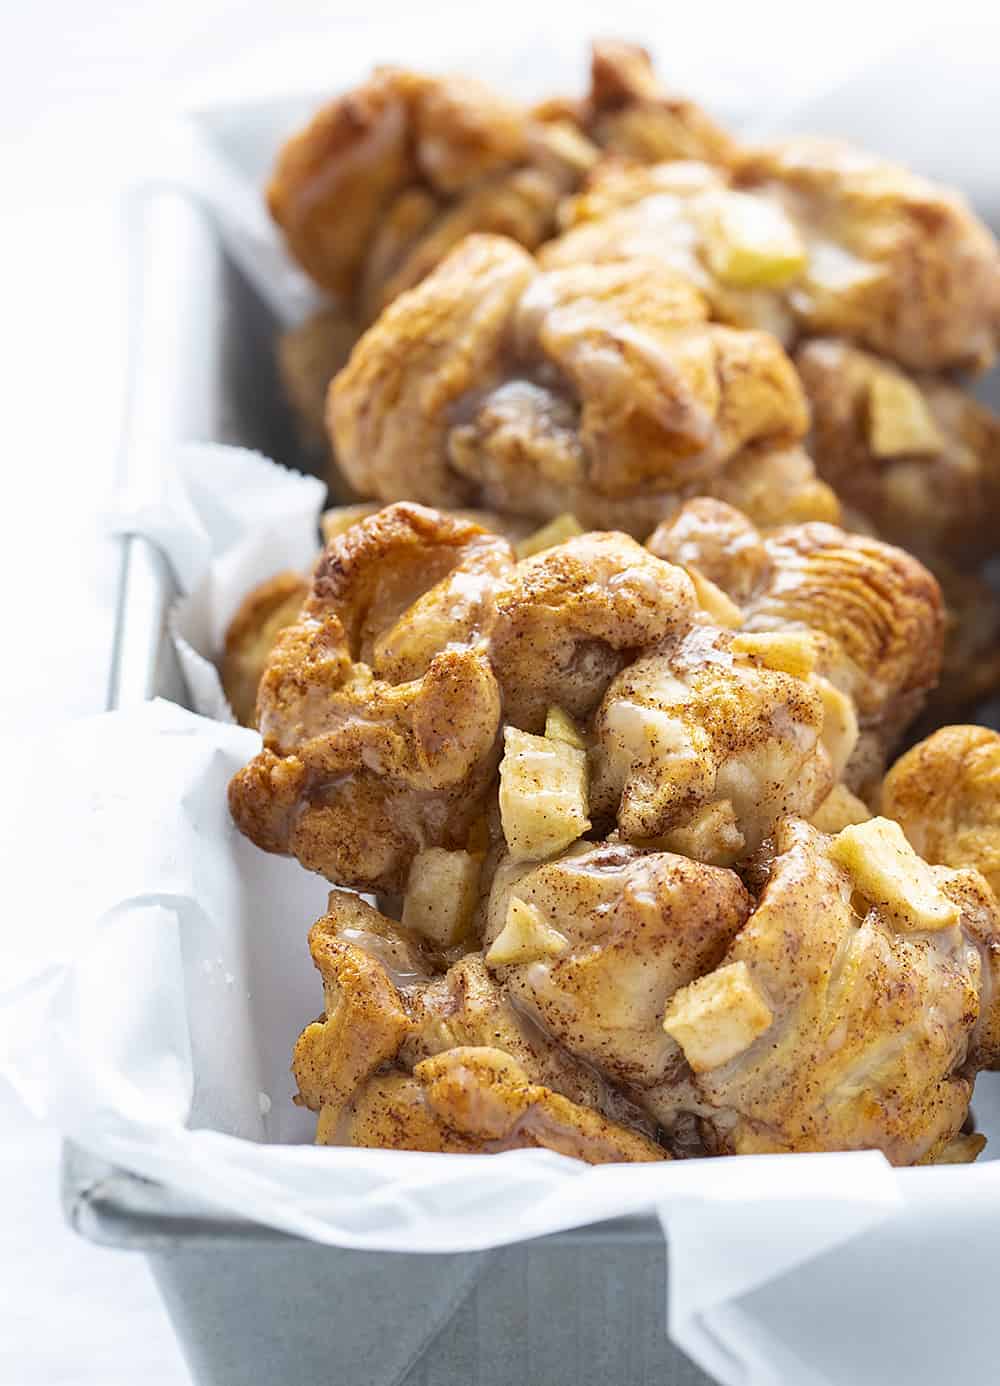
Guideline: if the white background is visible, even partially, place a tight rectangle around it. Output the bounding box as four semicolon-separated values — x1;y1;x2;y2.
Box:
0;2;986;1382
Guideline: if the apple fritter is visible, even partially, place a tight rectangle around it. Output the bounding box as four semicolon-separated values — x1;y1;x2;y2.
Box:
329;235;831;534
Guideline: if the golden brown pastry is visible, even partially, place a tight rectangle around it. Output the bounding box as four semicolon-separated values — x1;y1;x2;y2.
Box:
294;892;618;1112
339;1048;666;1160
321;501;536;547
231;500;871;883
329;234;833;534
575;39;737;167
544;160;789;331
293;891;665;1160
482;816;1000;1164
221;571;309;726
267;41;739;321
228;505;513;892
881;725;1000;900
796;338;1000;565
787;468;1000;730
590;624;836;859
227;508;707;889
738;141;1000;369
743;524;944;765
230;501;944;887
648;494;770;603
220;509;674;740
278;633;1000;1165
489;530;697;731
648;499;946;789
709;443;841;528
656;817;1000;1163
483;841;753;1098
545;143;1000;371
268;65;596;323
331;235;535;510
292;892;414;1117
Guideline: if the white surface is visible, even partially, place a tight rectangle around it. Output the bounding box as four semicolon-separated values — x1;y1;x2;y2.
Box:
0;21;188;1386
0;2;995;1384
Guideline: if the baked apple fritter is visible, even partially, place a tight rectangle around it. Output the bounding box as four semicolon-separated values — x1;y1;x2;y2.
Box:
573;39;737;168
291;816;1000;1164
329;234;835;534
796;338;1000;566
268;40;743;444
484;818;1000;1164
219;504;997;1166
268;64;596;323
657;817;1000;1164
881;725;1000;900
229;501;943;889
228;505;513;892
648;499;946;790
268;42;736;320
293;891;665;1160
544;143;1000;372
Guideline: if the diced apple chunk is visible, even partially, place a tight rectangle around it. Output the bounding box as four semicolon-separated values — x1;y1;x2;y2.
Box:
663;961;773;1072
515;513;584;560
866;371;944;457
485;896;568;966
689;568;742;628
732;630;817;679
699;190;807;288
829;817;960;931
544;705;587;750
402;848;481;946
499;726;590;862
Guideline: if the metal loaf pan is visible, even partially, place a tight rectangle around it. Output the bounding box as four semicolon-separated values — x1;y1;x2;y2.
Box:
64;190;712;1386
